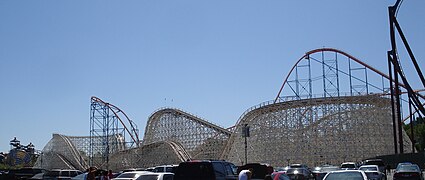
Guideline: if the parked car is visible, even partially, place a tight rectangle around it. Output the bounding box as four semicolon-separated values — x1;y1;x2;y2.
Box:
8;167;47;179
237;163;274;180
340;162;358;170
359;165;386;180
313;166;340;180
285;167;314;180
114;171;151;180
271;171;290;180
363;159;386;175
173;160;238;180
393;163;423;180
323;170;368;180
42;169;83;180
274;166;289;174
136;172;174;180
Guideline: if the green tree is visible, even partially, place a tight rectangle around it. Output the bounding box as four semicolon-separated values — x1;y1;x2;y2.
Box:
404;117;425;152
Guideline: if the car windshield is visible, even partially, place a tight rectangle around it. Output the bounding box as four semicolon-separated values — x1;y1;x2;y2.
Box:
396;165;420;172
137;174;159;180
359;167;378;171
325;172;364;180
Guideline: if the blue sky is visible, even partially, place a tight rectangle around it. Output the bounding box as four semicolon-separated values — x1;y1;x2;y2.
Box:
0;1;424;153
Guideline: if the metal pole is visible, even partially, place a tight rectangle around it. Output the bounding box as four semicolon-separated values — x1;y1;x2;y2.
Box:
388;52;398;154
389;4;404;154
409;96;415;153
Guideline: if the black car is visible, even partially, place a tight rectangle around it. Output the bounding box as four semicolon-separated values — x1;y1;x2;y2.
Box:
174;160;238;180
393;164;423;180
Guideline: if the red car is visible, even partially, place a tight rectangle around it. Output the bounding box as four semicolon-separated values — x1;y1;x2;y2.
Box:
271;171;290;180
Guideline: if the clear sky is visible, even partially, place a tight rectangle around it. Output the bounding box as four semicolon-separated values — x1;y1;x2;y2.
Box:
0;1;424;153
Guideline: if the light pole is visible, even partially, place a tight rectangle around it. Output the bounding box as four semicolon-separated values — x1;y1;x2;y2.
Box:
242;124;250;165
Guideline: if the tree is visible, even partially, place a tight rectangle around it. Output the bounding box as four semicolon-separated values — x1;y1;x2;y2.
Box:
404;117;425;152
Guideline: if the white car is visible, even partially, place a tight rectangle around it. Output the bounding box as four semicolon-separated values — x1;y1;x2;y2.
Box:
340;162;358;170
359;165;385;180
113;171;151;180
135;172;174;180
323;170;368;180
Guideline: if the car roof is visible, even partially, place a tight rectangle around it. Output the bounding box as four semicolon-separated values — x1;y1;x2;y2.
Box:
341;162;356;164
122;171;151;174
324;170;367;179
365;159;383;162
49;169;81;171
330;170;364;173
359;165;379;168
142;172;174;175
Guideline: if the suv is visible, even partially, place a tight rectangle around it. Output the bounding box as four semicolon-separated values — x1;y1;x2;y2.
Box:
174;160;238;180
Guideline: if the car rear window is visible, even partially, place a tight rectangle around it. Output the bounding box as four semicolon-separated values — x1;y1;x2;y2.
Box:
341;164;356;168
359;167;378;171
397;165;420;172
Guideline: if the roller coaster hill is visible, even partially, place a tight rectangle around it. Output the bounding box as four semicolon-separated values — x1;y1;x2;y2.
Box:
33;46;425;171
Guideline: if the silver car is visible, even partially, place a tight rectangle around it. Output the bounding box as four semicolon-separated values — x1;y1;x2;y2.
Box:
323;170;368;180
